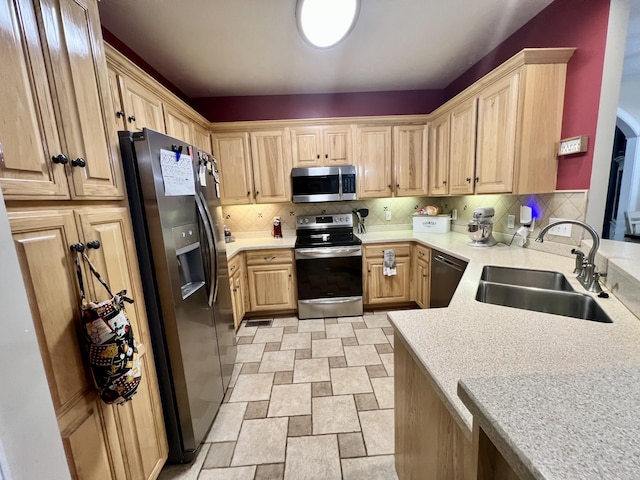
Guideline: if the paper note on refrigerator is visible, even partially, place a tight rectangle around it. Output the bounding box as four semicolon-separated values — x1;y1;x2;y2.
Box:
159;149;195;196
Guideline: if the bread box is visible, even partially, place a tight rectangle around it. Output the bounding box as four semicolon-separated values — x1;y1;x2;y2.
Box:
413;214;451;233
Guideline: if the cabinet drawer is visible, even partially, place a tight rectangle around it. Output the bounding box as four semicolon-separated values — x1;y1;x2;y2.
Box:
364;243;411;259
414;244;431;263
228;253;244;275
246;249;293;266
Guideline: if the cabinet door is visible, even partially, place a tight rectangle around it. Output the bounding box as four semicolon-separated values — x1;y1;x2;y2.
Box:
323;126;352;165
356;126;392;198
291;127;322;167
193;123;212;152
121;75;166;133
365;258;411;304
0;0;68;199
475;73;519;194
393;125;428;197
106;67;127;134
231;273;246;330
9;209;126;479
247;264;295;311
428;114;450;196
164;105;193;144
213;132;254;205
414;258;430;309
448;99;477;196
75;207;168;480
39;0;124;199
250;130;291;203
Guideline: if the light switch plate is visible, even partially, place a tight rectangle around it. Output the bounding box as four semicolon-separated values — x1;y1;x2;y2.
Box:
507;215;515;229
385;210;392;221
558;135;588;156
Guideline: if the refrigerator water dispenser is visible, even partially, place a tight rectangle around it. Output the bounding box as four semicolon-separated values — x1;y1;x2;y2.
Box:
173;224;206;299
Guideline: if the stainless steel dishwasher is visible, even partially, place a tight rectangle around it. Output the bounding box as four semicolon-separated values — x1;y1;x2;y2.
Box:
430;250;468;308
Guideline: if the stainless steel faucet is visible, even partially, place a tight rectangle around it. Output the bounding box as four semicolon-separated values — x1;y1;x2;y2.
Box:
535;220;605;294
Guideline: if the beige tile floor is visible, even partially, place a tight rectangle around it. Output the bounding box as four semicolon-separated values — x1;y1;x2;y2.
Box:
159;313;399;480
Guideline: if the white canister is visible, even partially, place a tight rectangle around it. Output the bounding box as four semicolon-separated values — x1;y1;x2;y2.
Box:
413;215;451;233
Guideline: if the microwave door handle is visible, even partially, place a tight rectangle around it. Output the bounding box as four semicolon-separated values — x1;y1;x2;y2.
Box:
195;193;216;307
338;168;343;200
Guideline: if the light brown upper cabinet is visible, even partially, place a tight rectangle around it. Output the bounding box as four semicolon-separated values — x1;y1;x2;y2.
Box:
250;130;292;204
427;48;573;196
356;126;393;199
290;125;353;167
0;0;123;200
393;125;429;197
193;123;212;153
448;98;478;195
164;105;194;144
118;74;166;133
213;132;254;205
428;115;451;196
475;73;519;194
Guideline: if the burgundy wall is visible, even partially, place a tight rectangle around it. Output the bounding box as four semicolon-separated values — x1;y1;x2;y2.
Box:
193;90;445;122
445;0;611;190
102;28;190;103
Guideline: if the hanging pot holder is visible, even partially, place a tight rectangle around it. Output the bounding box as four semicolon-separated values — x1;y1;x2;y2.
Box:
74;248;141;405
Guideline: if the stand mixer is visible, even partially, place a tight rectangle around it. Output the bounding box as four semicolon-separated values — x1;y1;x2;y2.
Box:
467;207;497;247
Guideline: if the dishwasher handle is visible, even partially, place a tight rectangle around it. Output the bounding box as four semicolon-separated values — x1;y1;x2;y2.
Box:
433;254;466;272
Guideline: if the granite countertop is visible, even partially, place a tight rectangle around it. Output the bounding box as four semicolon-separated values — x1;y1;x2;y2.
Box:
458;368;640;480
224;228;640;477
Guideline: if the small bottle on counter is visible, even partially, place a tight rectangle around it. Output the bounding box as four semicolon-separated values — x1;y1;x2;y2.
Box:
223;225;235;243
273;216;282;238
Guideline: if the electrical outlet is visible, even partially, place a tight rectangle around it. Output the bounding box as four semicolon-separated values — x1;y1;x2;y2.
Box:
451;209;457;220
547;218;572;237
507;215;515;229
385;210;392;221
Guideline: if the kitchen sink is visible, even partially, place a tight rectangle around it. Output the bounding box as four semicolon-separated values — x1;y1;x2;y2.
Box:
475;281;612;323
480;266;574;292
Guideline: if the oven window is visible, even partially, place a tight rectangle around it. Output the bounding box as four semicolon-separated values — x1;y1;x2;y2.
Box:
296;256;362;300
292;175;339;195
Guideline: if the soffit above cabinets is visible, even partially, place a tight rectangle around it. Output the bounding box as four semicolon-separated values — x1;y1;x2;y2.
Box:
98;0;554;97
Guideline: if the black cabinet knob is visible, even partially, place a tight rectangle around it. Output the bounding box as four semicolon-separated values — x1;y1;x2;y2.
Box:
388;184;392;189
69;243;85;253
52;154;69;165
87;240;101;249
442;180;447;185
317;154;320;159
256;191;259;195
116;110;125;118
466;177;471;183
128;115;136;122
71;158;86;168
396;184;400;188
325;154;328;159
247;191;251;196
474;177;479;183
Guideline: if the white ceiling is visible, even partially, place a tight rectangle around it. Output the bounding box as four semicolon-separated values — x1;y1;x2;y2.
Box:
622;0;640;79
98;0;556;98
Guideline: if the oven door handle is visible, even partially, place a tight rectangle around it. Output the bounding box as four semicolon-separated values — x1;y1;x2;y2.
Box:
295;246;362;259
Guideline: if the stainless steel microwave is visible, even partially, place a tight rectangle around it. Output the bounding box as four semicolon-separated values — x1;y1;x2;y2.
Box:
291;166;356;203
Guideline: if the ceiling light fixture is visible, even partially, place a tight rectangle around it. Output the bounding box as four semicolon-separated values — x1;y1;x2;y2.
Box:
296;0;360;49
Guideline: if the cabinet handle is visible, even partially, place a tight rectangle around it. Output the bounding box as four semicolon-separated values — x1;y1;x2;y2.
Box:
423;273;427;278
264;256;276;261
317;154;320;159
474;177;479;183
71;157;86;168
69;243;85;252
466;177;471;183
247;191;251;196
387;184;392;189
396;184;400;189
116;110;125;118
288;274;292;278
442;180;447;185
256;191;259;196
230;265;237;272
52;154;69;165
87;240;101;250
128;115;136;123
325;154;328;159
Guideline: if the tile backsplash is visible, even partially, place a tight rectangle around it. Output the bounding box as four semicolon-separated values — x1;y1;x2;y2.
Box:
221;191;589;251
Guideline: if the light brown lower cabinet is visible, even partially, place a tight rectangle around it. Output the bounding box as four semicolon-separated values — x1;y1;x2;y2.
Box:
413;244;431;308
395;334;476;480
228;253;248;329
363;243;412;305
246;249;296;312
9;206;167;480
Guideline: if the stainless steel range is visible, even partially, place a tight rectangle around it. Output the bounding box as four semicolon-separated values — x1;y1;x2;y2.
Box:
295;214;363;319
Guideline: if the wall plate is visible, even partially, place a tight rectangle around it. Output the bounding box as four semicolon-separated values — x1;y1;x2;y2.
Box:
558;135;588;156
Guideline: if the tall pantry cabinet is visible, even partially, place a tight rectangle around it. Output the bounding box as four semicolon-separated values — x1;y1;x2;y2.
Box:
0;0;167;479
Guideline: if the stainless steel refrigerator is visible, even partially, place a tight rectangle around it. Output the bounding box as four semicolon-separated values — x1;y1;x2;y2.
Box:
119;128;236;463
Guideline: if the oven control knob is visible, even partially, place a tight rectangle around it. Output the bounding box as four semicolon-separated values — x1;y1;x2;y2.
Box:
304;218;309;223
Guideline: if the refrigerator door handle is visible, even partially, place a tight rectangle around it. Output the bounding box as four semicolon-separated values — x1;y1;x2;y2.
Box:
195;193;216;307
199;192;220;304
